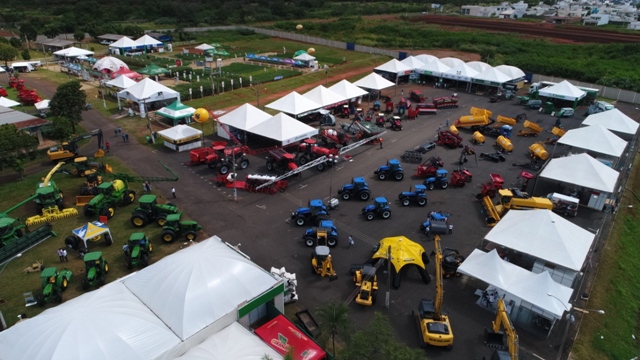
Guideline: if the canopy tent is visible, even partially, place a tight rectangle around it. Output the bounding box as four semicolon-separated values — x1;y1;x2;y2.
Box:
539;153;620;193
303;85;347;108
400;56;425;70
328;80;368;100
458;249;524;289
414;54;438;64
0;97;20;108
582;108;639;136
156;100;196;125
472;67;512;86
135;34;163;47
466;61;491;73
538;80;586;104
558;125;627;158
53;46;94;58
93;56;129;72
494;65;525;81
247;113;318;145
374;59;412;75
265;91;321;116
117;78;179;117
109;36;141;50
441;62;479;82
352;73;395;91
439;57;465;69
0;281;181;360
255;315;326;360
157;124;202;151
123;238;281;340
174;322;283;360
105;74;137;90
72;221;113;250
293;52;316;61
111;67;143;80
485;210;595;271
218;103;271;131
34;99;50;111
138;63;169;76
417;59;451;77
194;44;215;51
372;236;426;272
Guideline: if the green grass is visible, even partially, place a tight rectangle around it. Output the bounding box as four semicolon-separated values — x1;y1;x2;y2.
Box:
27;68;76;86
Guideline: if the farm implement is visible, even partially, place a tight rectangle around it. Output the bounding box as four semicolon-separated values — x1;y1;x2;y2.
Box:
215;173;288;194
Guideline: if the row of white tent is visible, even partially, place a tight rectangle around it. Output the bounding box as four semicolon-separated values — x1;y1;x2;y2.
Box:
109;35;164;50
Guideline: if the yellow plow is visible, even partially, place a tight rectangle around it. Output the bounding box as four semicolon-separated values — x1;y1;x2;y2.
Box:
26;207;79;227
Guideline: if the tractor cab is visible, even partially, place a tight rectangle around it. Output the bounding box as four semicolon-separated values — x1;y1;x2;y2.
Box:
161;213;202;243
292;199;329;226
82;251;108;290
164;213;182;228
311;245;338;280
424;169;449;190
410;90;426;103
338;177;371;201
138;194;158;210
354;264;378;306
124;232;152;268
374;197;390;210
353;177;368;191
303;220;338;247
362;197;392;221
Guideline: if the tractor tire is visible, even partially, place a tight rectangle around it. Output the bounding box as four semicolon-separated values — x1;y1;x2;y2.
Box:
378;172;387;180
62;278;68;290
185;231;197;241
100;205;115;219
156;215;167;227
315;214;330;224
266;161;274;172
84;206;95;218
359;191;371;201
440;181;449;189
327;236;338;248
295;216;306;226
304;236;315;247
141;254;149;267
123;190;135;205
394;172;404;181
298;155;309;165
82;278;89;290
427;183;435;191
56;198;65;210
341;192;351;201
125;254;132;269
382;210;391;219
240;158;250;169
99;274;105;286
55;292;62;303
148;241;153;253
422;252;430;265
103;261;109;274
365;212;375;221
131;211;149;227
316;162;326;172
104;233;113;246
65;235;79;250
401;198;410;206
219;165;230;175
36;293;45;307
207;160;219;169
161;229;177;243
418;198;427;206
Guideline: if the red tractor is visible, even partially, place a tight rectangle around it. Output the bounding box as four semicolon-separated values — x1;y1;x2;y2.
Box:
18;89;42;106
297;139;339;170
413;157;444;179
0;86;7;97
319;128;351;148
188;142;250;174
477;173;505;199
450;167;473;187
432;96;459;109
266;149;298;174
436;130;464;148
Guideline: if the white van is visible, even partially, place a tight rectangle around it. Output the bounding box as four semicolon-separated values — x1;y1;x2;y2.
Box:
547;193;579;217
10;62;35;73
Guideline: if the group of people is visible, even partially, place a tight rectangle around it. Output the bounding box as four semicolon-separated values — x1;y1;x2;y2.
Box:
143;182;152;193
57;248;68;262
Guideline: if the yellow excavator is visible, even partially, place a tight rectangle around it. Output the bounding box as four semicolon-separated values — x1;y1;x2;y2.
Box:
353;264;378;306
47;129;105;162
484;298;519;360
414;235;454;349
480;188;553;227
311;245;337;281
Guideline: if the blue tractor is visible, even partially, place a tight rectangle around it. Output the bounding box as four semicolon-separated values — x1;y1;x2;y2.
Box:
424;169;449;190
398;184;428;206
362;197;392;221
303;220;339;247
338;177;372;201
420;211;449;235
374;159;404;181
291;199;330;226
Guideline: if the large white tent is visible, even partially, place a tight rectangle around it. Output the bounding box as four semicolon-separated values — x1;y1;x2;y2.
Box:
194;44;215;51
466;61;491;73
216;103;272;140
472;67;512;86
418;59;451;77
538;80;586;101
136;34;163;47
494;65;525;81
106;74;137;90
441;62;479;82
457;248;524;289
352;73;395;91
485;210;595;271
173;322;283;360
157;124;203;152
110;36;141;50
247;113;318;145
293;52;316;62
539;153;620;193
303;85;347;107
93;56;129;72
117;78;179;117
582;108;639;136
400;56;425;70
439;57;465;69
374;59;411;75
0;97;20;108
414;54;438;64
53;46;94;58
328;80;368;100
265;91;321;116
0;281;181;360
558;125;627;158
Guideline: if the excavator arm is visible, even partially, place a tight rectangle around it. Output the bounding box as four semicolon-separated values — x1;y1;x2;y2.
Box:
492;298;519;360
433;235;444;319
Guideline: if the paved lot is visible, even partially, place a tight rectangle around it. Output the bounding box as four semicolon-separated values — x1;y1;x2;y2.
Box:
74;83;639;360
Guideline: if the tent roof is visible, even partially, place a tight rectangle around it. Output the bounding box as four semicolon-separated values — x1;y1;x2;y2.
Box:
558;125;627;157
247;113;318;145
473;67;512;84
265;91;321;116
582;108;639;135
157;124;202;141
109;36;140;49
0;281;180;360
493;65;525;80
218;103;272;131
293;53;316;61
458;249;524;289
138;63;169;75
111;67;143;80
539;153;620;192
156;100;195;120
414;54;439;64
400;56;425;70
118;78;178;101
485;210;595;271
173;322;283;360
374;59;411;74
466;61;491;73
34;99;51;111
538;80;586;101
123;237;280;340
372;236;426;272
195;44;215;50
442;62;479;81
53;46;94;57
93;56;129;72
135;34;162;46
418;59;451;77
439;57;465;69
0;97;20;108
72;221;109;240
105;74;137;90
328;80;368;99
302;86;348;107
255;315;326;360
352;73;395;91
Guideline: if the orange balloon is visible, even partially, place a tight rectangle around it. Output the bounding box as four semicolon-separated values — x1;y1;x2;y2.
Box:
307;48;315;54
296;24;303;30
194;108;209;123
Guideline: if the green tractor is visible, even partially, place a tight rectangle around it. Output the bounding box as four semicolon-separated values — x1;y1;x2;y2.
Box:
160;214;202;243
131;194;181;227
35;267;72;306
84;179;136;219
124;233;152;269
82;251;109;290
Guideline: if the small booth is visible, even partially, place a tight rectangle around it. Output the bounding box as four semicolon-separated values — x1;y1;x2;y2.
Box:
71;221;113;251
293;52;316;68
157;124;202;152
53;47;94;61
156;100;196;126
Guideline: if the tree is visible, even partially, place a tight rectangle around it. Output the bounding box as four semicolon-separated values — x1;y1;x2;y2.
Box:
49;81;87;133
73;30;85;43
0;124;37;177
316;302;351;357
18;23;38;49
0;43;19;67
9;37;22;49
47;116;75;141
43;24;60;39
21;49;30;60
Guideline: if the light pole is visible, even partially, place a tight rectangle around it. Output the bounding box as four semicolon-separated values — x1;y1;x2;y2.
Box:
327;154;338;205
0;253;22;275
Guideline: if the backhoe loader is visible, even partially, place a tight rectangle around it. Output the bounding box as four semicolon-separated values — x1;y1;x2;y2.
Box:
484;297;519;360
311;245;337;281
353;264;378;306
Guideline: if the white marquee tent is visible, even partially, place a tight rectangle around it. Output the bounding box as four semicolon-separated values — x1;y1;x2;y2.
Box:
93;56;129;72
265;91;321;116
558;125;628;158
293;53;316;62
106;74;137;90
34;99;50;111
414;54;438;64
494;65;525;81
216;103;272;140
117;78;179;117
538;80;586;101
457;248;524;289
136;35;163;47
441;62;479;82
328;80;368;100
374;59;411;75
466;61;491;73
582;108;639;136
157;124;203;151
485;210;595;271
439;57;465;69
109;36;141;51
472;67;512;86
539;153;620;193
400;56;425;70
173;322;283;360
352;73;395;91
53;46;94;58
0;97;20;108
195;44;215;51
418;59;451;77
303;85;347;107
247;112;318;145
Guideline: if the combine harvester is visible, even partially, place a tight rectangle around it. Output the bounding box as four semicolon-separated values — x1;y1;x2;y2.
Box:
28;162;79;227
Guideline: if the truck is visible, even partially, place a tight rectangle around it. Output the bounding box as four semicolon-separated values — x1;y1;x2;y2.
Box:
547;193;579;217
480;188;554;226
586;101;614;115
455;115;491;129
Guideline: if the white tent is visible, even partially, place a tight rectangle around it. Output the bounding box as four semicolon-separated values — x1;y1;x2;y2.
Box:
123;238;280;340
34;99;50;111
157;124;203;151
105;74;138;90
352;73;395;91
374;59;411;75
0;97;20;108
439;57;465;69
110;36;141;50
247;113;318;145
0;281;181;360
538;80;586;101
117;78;179;117
265;91;321;116
93;56;129;72
303;85;348;107
466;61;491;73
217;103;272;140
494;65;525;81
458;249;524;289
485;210;595;271
0;67;5;73
539;153;620;193
136;34;163;47
558;125;627;157
582;108;639;136
473;67;512;86
53;46;94;58
414;54;439;64
418;59;451;77
441;62;479;82
328;80;368;100
195;44;215;51
400;56;425;70
294;53;316;61
173;322;283;360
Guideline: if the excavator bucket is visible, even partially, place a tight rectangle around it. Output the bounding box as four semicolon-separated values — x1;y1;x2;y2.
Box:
25;207;79;227
94;149;105;158
481;196;501;227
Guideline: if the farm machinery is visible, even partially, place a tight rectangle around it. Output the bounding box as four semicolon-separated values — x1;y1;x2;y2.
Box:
458;145;477;166
215;173;288;194
450;167;473;187
387;116;403;131
28;162;80;227
362;197;391;221
18;89;42;106
81;251;109;290
319;128;351;148
455;114;491;130
420;211;449;235
495;135;514;153
401;150;423;164
188;141;250;175
441;247;465;279
374;159;405;181
480;152;506;163
131;194;181;227
353;264;378;306
413;157;444;179
398;184;428;206
60;156;112;178
415;103;437;116
341;119;384;139
35;267;72;305
517;120;543;137
409;89;426;103
0;205;56;265
123;232;152;269
266;149;298;174
484;298;519;360
291;199;330;226
47;129;105;162
529;142;549;161
303;219;339;247
338;177;372;201
297;139;339;170
424;169;449;190
479;188;553;226
311;245;338;281
437;130;464;148
432;96;459;109
477;174;505;199
478;116;516;138
160;213;202;243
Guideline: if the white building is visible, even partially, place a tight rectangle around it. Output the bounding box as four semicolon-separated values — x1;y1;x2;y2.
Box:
583;13;610;25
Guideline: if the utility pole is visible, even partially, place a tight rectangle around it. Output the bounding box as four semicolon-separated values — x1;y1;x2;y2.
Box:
385;245;391;308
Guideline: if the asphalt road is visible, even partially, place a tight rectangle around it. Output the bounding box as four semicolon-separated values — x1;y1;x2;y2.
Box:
64;83;640;360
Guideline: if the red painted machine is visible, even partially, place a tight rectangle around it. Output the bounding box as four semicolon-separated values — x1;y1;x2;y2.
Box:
450;167;473;187
319;128;351;147
477;173;504;199
18;89;41;106
215;173;288;194
436;130;464;148
413;156;444;178
0;87;7;97
432;96;459;109
297;139;339;165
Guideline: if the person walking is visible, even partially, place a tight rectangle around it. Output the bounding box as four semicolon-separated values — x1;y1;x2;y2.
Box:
171;187;176;198
121;133;126;142
105;141;110;153
448;223;453;234
62;248;68;262
57;248;64;262
348;235;355;248
125;133;129;142
400;89;404;97
379;137;383;149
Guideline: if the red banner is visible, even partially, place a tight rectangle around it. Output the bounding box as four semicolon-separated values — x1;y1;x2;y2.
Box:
255;315;326;360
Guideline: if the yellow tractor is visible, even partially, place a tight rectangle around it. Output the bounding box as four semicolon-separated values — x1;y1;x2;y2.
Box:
484;298;519;360
414;235;454;349
353;264;378;306
480;188;553;227
311;246;337;281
